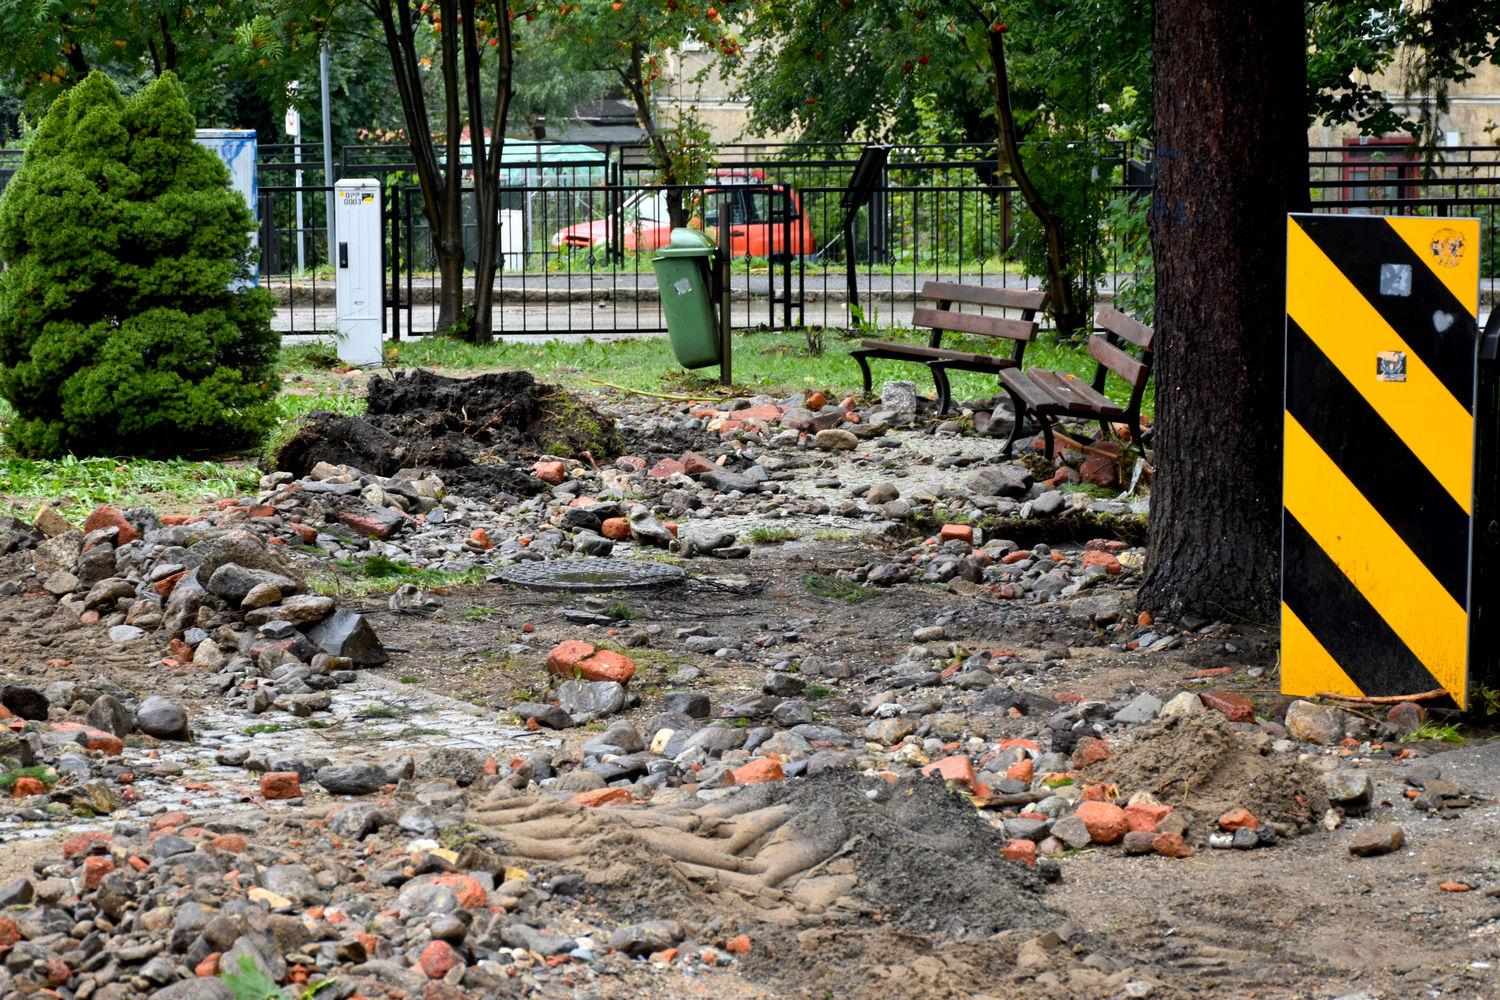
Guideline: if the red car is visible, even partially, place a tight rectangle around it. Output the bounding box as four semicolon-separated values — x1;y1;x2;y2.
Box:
552;171;816;259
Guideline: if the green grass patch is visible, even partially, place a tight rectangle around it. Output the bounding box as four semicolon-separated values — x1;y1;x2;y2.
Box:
380;324;1152;415
802;573;877;604
0;454;256;521
358;705;403;719
310;557;486;597
1060;482;1120;500
747;525;800;544
804;684;835;701
607;600;641;620
1402;721;1466;745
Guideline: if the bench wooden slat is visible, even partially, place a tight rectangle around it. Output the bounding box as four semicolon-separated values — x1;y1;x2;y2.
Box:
1027;369;1102;412
1087;335;1150;388
911;307;1037;343
920;280;1049;313
1097;304;1154;349
859;340;1017;367
850;282;1051;413
997;368;1058;410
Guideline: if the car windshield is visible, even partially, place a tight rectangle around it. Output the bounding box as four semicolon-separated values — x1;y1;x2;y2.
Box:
622;189;668;223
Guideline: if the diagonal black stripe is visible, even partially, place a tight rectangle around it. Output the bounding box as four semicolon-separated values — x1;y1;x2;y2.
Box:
1293;214;1476;412
1282;513;1446;698
1285;318;1470;607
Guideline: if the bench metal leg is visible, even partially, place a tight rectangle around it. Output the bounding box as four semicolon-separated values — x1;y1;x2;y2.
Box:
1038;418;1056;461
851;351;874;396
931;364;954;415
1000;386;1027;457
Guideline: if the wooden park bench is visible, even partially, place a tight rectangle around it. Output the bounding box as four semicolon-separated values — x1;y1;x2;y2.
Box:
998;303;1154;460
850;281;1049;414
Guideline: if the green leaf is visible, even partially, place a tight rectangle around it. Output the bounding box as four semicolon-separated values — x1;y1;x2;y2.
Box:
221;953;284;1000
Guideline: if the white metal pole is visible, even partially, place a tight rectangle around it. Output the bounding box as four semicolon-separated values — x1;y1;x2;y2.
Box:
321;43;335;260
289;81;305;272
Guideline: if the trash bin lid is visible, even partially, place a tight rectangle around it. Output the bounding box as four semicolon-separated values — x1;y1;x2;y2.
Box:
653;227;717;258
670;227;714;249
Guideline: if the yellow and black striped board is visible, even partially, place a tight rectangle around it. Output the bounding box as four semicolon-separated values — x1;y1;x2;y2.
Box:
1283;214;1480;709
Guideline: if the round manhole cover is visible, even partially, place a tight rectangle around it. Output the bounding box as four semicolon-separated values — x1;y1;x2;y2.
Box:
493;557;686;592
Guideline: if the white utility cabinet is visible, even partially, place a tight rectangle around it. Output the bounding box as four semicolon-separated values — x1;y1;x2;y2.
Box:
334;178;383;366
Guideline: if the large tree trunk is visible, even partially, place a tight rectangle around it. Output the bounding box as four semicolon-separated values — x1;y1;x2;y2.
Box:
1137;2;1308;622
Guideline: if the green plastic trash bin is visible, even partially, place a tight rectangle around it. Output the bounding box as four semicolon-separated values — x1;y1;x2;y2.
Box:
652;228;720;369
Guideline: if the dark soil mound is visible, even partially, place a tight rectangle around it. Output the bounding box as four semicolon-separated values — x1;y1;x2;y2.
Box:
272;369;623;497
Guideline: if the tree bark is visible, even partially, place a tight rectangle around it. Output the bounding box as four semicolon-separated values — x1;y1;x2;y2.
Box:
464;0;515;343
1137;1;1309;622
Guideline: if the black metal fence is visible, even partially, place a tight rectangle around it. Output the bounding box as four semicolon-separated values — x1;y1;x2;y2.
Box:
262;139;1160;337
4;139;1494;337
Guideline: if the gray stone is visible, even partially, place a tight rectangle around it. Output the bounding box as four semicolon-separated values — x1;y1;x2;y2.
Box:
596;721;644;753
813;428;858;451
510;702;573;729
153;834;195;857
1285;699;1344;745
661;691;710;718
1111;693;1163;725
245;593;336;627
772;700;815;727
32;530;83;575
680;724;745;757
316;763;388;795
865;717;915;744
762;672;806;698
76;544;118;586
1050;814;1093;850
607;919;684;956
572;531;614;557
1348;823;1405;857
84;577;135;610
193;529;305;586
1005;817;1052;841
789;724;848;745
1029;491;1066;517
327;803;395;840
627;506;675;547
880;380;918;412
305;608;388;665
148;980;235;1000
966;466;1032;498
557;680;627;719
261;864;321;905
207;564;302;602
136;695;189;738
0;877;34;907
500;924;579;956
108;624;148;644
240;582;283;609
1324;771;1374;814
698;469;762;494
42;570;80;595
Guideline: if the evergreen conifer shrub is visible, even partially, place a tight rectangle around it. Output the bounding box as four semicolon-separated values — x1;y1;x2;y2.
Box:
0;71;279;458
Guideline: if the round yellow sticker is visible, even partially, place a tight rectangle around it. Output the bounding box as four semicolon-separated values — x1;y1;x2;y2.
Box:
1429;227;1465;268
